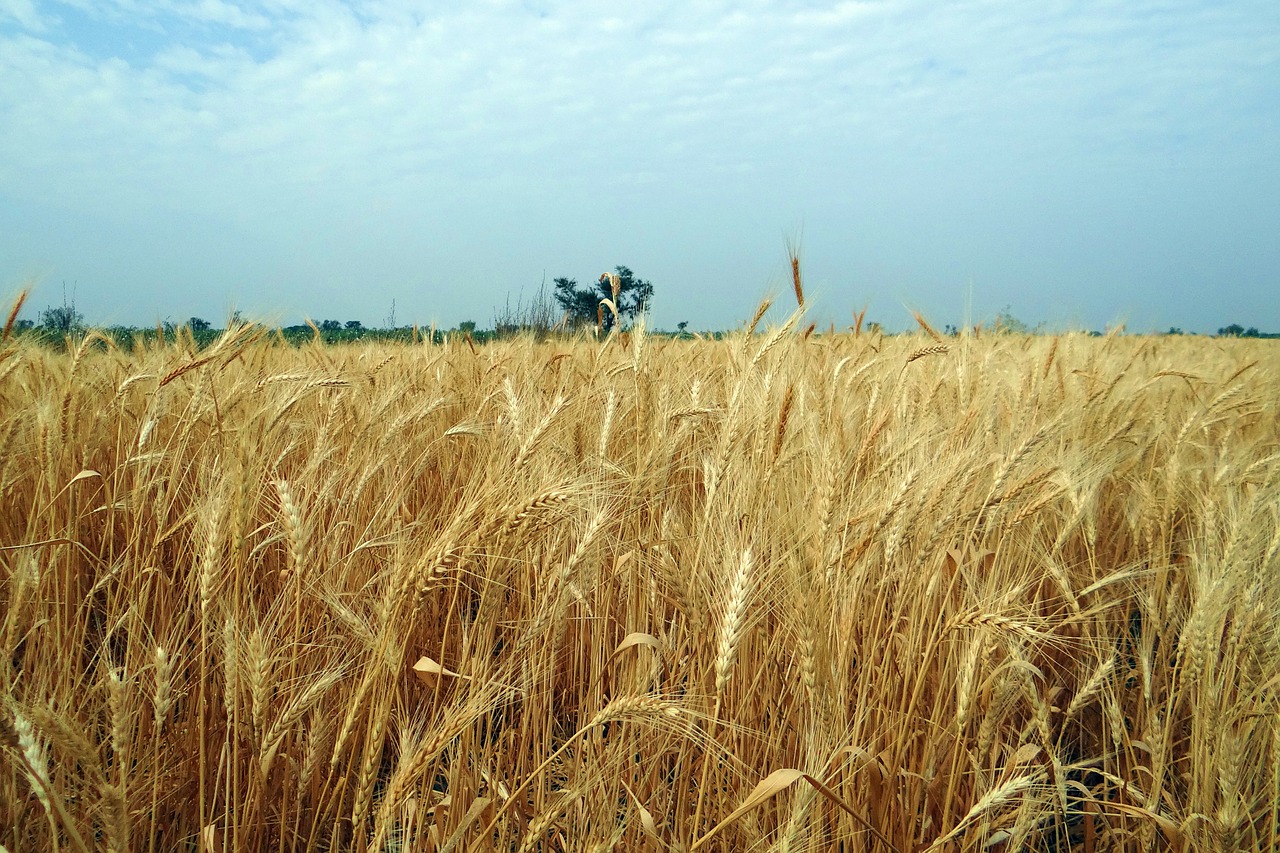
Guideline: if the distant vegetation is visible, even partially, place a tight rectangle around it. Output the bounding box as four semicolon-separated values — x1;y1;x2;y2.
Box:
3;280;1277;344
1215;323;1277;338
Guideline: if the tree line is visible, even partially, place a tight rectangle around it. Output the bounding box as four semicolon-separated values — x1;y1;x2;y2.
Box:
10;273;1279;342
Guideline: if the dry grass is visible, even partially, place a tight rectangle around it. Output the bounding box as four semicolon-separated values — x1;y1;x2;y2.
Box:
1;316;1278;852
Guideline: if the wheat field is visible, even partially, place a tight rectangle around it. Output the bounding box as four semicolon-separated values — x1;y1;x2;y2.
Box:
1;313;1278;852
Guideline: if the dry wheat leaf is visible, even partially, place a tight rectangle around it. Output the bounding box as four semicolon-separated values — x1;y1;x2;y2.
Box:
413;656;469;686
694;768;805;850
438;796;492;853
836;745;877;775
622;781;662;848
613;632;662;656
599;297;620;327
51;469;103;502
1011;743;1042;765
636;803;659;845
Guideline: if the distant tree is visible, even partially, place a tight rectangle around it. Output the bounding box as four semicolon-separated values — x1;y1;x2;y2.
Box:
189;317;211;332
319;319;342;332
551;278;590;326
457;320;477;334
994;306;1038;334
553;265;653;332
676;321;689;336
346;320;363;331
1167;327;1183;335
39;304;83;335
1218;324;1245;337
1246;327;1260;337
39;284;83;336
15;319;34;332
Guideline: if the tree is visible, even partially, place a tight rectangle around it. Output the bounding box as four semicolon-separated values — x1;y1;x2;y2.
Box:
553;265;653;333
994;306;1038;334
346;320;364;331
40;303;82;335
189;317;211;332
319;319;342;332
1218;324;1245;337
39;284;83;336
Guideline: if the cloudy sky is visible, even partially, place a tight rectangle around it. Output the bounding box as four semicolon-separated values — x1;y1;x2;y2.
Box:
1;1;1276;333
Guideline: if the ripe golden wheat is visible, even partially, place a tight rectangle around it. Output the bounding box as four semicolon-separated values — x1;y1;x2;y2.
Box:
0;315;1277;852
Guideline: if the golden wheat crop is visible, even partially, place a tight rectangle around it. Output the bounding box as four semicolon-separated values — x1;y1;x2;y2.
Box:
1;316;1277;852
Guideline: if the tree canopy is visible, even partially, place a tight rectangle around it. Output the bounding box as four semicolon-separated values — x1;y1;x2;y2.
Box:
552;266;652;332
39;303;83;335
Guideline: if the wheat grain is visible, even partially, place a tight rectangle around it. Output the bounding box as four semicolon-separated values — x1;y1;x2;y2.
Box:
1;288;26;342
790;254;804;307
499;489;573;537
747;298;772;335
1064;655;1115;721
10;703;52;813
715;549;754;694
751;311;801;367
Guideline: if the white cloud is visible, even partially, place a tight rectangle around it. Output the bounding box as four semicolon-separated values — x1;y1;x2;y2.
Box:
5;1;1272;198
184;0;272;29
792;0;876;28
1;0;1277;329
52;0;272;29
0;0;46;31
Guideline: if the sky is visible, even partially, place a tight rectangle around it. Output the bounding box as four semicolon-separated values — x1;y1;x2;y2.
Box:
1;0;1277;334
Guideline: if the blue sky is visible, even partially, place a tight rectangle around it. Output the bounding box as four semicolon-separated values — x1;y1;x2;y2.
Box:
1;0;1277;332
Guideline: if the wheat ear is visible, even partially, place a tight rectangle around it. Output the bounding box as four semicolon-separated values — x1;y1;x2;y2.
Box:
2;288;27;341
